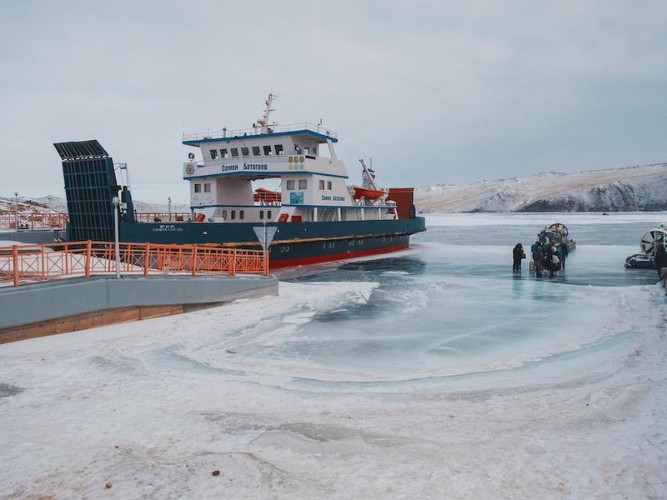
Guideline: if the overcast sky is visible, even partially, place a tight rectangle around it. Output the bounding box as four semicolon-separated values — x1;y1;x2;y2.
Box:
1;0;665;203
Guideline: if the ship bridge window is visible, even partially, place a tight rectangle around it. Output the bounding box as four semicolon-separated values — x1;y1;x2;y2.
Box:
239;210;244;220
286;180;295;190
231;210;236;220
298;179;307;190
252;146;261;156
274;144;284;155
241;147;250;157
263;145;273;156
327;181;332;190
194;183;202;193
231;148;239;158
319;180;325;190
204;183;211;193
260;210;264;219
210;149;218;160
220;148;228;158
304;146;309;154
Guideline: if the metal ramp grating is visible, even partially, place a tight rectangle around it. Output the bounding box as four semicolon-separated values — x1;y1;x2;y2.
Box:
54;140;119;242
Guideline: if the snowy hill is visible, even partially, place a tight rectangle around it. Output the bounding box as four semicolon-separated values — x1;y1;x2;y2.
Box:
414;163;667;213
3;163;666;216
0;195;189;217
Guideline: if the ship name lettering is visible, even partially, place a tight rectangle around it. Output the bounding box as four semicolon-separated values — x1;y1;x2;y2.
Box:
152;225;183;232
243;163;268;170
321;195;331;201
333;196;345;201
221;164;239;172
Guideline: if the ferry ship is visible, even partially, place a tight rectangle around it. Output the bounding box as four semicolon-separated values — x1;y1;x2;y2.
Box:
54;94;426;268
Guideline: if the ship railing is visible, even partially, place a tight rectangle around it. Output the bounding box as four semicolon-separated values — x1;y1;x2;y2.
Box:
182;122;338;141
0;240;269;288
0;212;68;230
134;212;191;223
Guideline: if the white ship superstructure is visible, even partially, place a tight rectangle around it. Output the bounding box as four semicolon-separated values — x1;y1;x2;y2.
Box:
181;94;394;224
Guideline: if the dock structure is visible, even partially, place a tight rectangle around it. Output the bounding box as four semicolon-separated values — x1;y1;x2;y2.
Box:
0;240;277;343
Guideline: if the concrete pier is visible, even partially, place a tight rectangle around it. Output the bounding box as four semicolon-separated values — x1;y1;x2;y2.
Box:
0;229;59;244
0;274;278;343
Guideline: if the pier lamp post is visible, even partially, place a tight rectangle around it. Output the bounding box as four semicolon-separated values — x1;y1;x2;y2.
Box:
112;197;121;279
14;191;18;230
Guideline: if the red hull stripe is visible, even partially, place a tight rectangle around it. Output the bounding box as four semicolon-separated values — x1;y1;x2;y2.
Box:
270;242;410;269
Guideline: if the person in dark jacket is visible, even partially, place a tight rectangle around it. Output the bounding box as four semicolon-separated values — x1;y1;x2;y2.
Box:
654;243;667;281
532;244;543;277
560;241;569;269
512;243;526;271
545;245;557;278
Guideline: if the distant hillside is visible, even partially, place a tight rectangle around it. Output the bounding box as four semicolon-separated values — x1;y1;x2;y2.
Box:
414;163;667;213
0;196;189;217
3;163;666;216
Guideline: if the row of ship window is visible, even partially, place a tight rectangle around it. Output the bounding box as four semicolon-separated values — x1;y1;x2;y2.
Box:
210;144;317;160
193;180;333;192
285;179;333;191
219;209;273;221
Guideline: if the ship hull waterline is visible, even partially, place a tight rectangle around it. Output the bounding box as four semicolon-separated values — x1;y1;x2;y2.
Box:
117;218;426;268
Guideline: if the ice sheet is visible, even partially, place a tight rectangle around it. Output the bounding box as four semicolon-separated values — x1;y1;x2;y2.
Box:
1;214;666;498
424;211;667;227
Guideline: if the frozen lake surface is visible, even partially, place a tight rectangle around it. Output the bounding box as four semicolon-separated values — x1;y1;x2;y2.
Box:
1;212;666;498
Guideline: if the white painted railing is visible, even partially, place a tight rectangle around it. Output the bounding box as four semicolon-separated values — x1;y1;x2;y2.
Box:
182;122;338;141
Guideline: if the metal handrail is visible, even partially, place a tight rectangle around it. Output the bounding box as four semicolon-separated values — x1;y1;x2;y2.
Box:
0;212;68;230
0;240;269;287
134;212;191;223
182;122;338;141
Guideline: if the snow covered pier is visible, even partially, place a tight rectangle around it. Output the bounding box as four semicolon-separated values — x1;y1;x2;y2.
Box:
0;274;277;343
0;240;277;343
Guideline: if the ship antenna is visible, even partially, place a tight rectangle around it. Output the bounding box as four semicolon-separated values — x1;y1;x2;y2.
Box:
258;93;278;133
359;158;378;191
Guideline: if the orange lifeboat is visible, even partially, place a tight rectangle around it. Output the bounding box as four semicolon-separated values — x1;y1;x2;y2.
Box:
253;187;281;203
352;186;385;201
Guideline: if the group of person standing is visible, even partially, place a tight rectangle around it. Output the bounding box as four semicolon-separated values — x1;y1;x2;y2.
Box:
512;240;569;278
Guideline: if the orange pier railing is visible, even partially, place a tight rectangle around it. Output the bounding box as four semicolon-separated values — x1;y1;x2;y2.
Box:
0;212;68;230
0;241;269;287
1;212;193;229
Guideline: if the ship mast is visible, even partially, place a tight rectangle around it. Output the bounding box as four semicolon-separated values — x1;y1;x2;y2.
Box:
257;93;277;133
359;158;378;190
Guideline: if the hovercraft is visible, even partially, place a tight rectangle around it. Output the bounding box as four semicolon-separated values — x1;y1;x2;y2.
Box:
624;227;667;269
537;223;576;251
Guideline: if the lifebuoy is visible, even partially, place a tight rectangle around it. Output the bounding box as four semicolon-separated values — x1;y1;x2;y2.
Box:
185;165;195;175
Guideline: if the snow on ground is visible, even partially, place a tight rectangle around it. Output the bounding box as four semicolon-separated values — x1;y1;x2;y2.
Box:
1;272;666;498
